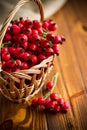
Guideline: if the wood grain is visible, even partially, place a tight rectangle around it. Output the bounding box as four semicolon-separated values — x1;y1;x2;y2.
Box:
0;0;87;129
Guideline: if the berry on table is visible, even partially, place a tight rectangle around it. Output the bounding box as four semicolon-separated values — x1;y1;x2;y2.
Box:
46;81;54;90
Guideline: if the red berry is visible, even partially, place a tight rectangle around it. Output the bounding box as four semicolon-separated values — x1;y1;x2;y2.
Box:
41;40;50;48
50;93;58;101
2;52;11;61
32;98;38;107
1;47;8;53
32;29;38;35
57;98;64;105
54;105;61;112
44;99;51;109
46;81;54;90
10;25;20;34
37;54;46;62
14;47;24;58
38;97;45;105
29;43;37;51
61;102;69;111
20;52;30;61
46;47;54;56
15;59;22;67
6;60;15;68
8;47;16;55
38;28;43;34
46;33;54;41
30;55;37;64
2;61;6;69
48;23;58;31
33;20;42;29
21;42;28;50
48;101;57;109
18;34;28;43
52;44;59;55
21;62;29;70
42;21;49;29
4;33;12;42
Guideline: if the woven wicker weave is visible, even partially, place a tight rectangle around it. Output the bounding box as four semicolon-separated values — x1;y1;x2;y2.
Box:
0;0;54;103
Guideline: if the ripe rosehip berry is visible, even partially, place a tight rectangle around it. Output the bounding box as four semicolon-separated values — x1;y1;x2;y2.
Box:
31;34;40;42
41;40;50;48
50;93;58;101
48;23;58;31
32;98;38;107
42;21;49;29
30;55;37;64
1;47;8;53
32;29;38;35
61;102;69;111
21;42;28;50
8;47;16;55
52;44;59;55
44;99;51;109
37;54;46;62
54;105;61;112
38;28;43;34
29;43;37;51
46;81;54;90
6;60;15;68
33;20;42;29
18;34;28;43
21;62;29;70
48;101;57;109
38;97;45;105
20;52;30;61
24;19;33;28
10;24;20;34
4;33;12;42
2;52;11;61
46;47;54;56
46;33;54;41
14;47;24;58
15;59;22;67
2;61;6;69
57;98;64;105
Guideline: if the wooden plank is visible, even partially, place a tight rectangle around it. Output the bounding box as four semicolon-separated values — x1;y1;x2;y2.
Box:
62;0;87;93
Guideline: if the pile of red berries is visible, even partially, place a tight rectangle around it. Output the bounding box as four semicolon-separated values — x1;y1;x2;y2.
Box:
1;18;65;73
32;92;69;112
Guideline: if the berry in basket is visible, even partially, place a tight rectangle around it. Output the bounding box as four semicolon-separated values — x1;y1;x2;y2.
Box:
1;18;65;73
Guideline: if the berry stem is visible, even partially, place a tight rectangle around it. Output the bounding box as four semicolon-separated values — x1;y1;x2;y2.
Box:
44;73;58;99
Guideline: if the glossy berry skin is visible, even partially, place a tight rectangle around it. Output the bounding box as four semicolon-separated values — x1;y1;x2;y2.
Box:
33;20;42;29
30;55;37;64
2;52;11;61
38;97;45;105
48;23;58;31
21;42;28;50
8;47;16;55
37;54;46;62
2;61;6;69
15;59;22;67
1;47;8;53
42;21;49;29
4;33;12;42
50;93;58;101
14;47;24;58
21;62;29;70
48;101;57;109
29;43;37;51
52;44;59;54
6;60;15;68
57;98;64;105
54;105;61;112
46;81;54;90
10;24;20;34
18;34;28;43
44;99;51;109
20;52;30;61
32;98;38;107
61;102;69;111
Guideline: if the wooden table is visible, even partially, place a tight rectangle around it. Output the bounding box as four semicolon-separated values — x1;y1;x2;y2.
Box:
0;0;87;129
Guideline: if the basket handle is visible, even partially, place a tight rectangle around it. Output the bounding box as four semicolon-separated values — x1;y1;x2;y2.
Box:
0;0;44;47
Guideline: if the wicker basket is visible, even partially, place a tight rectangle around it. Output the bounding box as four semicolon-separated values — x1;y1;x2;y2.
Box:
0;0;54;103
